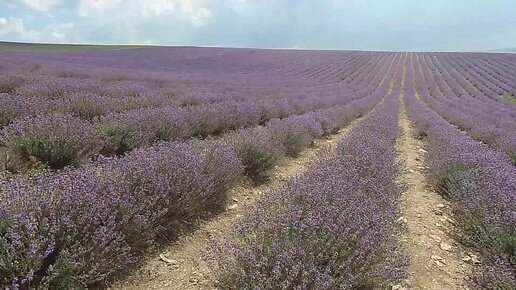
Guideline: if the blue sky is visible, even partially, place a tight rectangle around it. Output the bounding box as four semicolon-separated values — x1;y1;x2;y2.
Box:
0;0;515;51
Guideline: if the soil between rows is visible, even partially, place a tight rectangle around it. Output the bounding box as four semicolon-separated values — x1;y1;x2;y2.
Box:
396;93;472;290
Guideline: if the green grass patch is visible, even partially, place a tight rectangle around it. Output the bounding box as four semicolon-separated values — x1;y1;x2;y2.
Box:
0;41;145;52
502;95;516;104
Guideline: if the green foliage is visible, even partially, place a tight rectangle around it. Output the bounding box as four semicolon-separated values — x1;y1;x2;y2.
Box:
176;97;199;107
46;257;81;290
2;134;79;170
432;163;472;197
502;95;516;104
100;125;140;156
231;134;283;184
0;107;20;128
500;230;516;260
54;71;91;79
510;152;516;166
459;209;494;247
70;99;105;120
456;207;515;262
237;144;279;183
259;111;273;125
0;148;23;172
0;41;143;52
414;124;430;139
283;134;311;158
0;77;22;94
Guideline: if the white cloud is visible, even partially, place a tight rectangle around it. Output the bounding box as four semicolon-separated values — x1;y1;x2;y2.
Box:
190;7;211;27
178;0;212;27
1;0;515;51
78;0;121;17
77;0;212;27
0;17;30;36
17;0;60;12
142;0;176;16
0;17;74;43
49;22;75;42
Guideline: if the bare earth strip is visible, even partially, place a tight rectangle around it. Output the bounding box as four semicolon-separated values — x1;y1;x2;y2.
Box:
396;90;472;289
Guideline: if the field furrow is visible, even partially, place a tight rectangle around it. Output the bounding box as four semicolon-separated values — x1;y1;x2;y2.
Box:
397;53;471;289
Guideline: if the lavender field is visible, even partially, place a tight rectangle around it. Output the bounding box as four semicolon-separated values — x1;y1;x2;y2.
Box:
0;47;515;289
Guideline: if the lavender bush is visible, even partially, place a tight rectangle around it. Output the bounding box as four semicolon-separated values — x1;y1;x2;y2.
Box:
68;92;111;120
0;75;24;94
0;47;398;171
97;121;151;157
0;114;102;170
0;141;242;289
0;94;27;129
224;127;285;183
267;115;323;157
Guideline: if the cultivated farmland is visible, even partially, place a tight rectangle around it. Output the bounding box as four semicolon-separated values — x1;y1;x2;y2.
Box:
0;47;514;289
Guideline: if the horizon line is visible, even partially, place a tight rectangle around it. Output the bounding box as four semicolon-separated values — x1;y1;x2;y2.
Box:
0;40;515;54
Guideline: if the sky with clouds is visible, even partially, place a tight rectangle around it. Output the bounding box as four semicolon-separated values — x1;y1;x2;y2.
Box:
0;0;515;51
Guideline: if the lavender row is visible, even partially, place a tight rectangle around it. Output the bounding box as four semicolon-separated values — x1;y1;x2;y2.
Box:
0;50;392;123
209;85;406;289
0;49;396;132
1;48;380;89
0;141;242;289
428;57;513;116
425;53;516;117
426;53;516;105
413;55;516;164
405;61;516;288
221;74;393;183
0;88;364;171
449;54;516;98
0;75;389;289
0;53;397;172
420;54;516;119
419;93;516;164
0;73;326;126
421;53;516;130
0;65;393;179
482;54;516;86
95;49;395;166
95;53;391;156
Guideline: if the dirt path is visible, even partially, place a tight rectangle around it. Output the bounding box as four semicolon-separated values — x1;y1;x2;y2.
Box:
110;114;367;290
396;90;472;289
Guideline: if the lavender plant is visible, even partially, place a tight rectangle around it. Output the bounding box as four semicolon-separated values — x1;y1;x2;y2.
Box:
0;141;242;289
0;114;102;170
267;115;323;157
0;75;24;94
0;94;27;129
224;127;285;183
